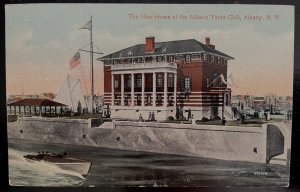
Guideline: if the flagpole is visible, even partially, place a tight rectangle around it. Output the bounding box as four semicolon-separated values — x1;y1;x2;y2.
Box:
90;16;94;114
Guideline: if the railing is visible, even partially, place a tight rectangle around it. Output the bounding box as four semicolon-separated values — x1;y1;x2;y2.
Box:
111;62;177;70
224;109;234;120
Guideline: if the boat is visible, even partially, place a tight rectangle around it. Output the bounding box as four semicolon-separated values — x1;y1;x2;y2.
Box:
23;152;92;177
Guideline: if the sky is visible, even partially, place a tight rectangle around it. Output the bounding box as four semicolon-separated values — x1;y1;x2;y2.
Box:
5;4;294;97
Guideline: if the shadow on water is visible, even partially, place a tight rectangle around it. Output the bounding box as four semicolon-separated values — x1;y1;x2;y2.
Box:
8;139;289;187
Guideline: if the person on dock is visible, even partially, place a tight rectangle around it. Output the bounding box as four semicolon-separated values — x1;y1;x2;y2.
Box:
148;112;152;121
222;117;227;125
139;114;144;122
151;112;155;121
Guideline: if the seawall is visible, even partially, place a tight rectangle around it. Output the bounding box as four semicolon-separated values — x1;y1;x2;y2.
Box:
7;117;289;164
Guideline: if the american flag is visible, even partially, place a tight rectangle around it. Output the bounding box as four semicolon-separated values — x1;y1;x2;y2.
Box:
70;51;80;70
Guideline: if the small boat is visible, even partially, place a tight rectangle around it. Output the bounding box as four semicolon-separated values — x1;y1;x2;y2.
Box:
23;152;92;177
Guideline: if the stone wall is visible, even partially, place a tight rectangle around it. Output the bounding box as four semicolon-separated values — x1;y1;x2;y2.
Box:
7;117;271;163
110;121;267;163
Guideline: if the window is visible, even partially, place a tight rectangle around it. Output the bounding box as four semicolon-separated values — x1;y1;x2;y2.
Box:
175;55;183;62
211;55;214;62
128;51;132;57
127;75;132;88
157;74;163;88
114;79;119;88
191;54;200;61
157;56;163;62
169;55;174;62
203;53;207;61
186;54;191;62
167;74;174;87
136;75;142;88
212;73;218;87
161;47;167;54
183;76;191;93
119;52;122;58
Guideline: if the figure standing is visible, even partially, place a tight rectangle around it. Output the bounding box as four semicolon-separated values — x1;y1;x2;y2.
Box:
139;114;144;122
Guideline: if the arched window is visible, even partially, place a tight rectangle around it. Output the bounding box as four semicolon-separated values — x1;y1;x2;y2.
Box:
157;74;163;88
136;75;142;88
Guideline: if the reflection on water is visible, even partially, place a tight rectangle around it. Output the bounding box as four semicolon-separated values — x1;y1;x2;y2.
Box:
8;139;289;187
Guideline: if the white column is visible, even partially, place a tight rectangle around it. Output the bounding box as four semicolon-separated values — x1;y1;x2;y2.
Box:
153;72;156;107
131;73;134;106
174;73;177;107
164;72;168;107
142;73;145;107
111;74;114;106
121;74;124;106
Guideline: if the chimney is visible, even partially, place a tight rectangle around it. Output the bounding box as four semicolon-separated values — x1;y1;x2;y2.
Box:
145;36;155;53
205;37;210;45
205;37;215;49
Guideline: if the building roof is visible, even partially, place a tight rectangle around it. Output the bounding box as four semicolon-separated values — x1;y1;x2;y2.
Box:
98;38;234;60
7;98;67;107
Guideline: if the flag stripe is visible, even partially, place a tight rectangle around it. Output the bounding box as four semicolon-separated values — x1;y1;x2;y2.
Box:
70;51;80;70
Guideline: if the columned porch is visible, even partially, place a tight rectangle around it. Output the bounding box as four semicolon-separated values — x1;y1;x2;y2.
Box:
109;62;177;120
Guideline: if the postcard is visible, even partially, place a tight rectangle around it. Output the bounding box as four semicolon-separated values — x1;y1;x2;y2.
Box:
5;3;294;187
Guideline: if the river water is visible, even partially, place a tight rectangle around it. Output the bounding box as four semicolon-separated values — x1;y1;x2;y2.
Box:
8;139;289;187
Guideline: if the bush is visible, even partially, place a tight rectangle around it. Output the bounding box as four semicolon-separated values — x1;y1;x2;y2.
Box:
167;116;175;121
201;117;209;122
215;116;221;120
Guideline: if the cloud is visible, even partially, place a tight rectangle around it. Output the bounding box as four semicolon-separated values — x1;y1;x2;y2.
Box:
6;26;71;94
6;17;294;96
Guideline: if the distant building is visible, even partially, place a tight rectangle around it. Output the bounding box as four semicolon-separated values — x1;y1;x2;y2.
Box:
98;36;234;120
252;96;266;110
7;92;55;104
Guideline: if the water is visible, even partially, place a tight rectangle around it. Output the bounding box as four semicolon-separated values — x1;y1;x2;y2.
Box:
8;139;289;187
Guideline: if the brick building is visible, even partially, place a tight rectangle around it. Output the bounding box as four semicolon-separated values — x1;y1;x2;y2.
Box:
98;36;234;120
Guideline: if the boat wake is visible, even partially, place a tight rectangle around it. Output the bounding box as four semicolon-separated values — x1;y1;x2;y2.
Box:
9;148;85;186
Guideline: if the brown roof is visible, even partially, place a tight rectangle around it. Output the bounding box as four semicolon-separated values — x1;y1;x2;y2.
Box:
7;98;67;107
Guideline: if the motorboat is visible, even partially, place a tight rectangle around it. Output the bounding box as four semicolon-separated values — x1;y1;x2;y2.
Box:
23;152;92;177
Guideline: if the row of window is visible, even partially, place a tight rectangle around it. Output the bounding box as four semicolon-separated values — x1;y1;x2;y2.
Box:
104;53;227;65
114;74;175;89
113;74;192;93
